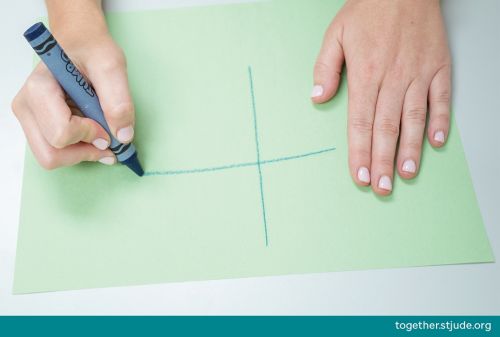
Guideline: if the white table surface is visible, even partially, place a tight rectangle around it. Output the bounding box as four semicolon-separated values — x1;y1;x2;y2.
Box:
0;0;498;315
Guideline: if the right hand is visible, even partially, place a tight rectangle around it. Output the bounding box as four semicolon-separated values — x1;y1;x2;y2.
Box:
12;11;135;170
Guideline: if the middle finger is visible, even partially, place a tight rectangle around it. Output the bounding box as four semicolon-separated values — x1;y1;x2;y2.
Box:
371;80;407;195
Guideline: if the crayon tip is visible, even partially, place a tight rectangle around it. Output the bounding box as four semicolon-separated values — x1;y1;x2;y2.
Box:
122;153;144;177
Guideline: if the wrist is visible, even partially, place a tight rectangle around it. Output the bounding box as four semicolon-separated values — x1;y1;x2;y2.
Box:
46;0;110;51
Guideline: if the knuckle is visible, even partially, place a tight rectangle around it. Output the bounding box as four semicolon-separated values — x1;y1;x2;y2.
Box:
49;123;71;149
361;61;376;76
38;150;59;170
431;89;451;104
350;148;371;162
376;118;400;137
404;105;427;124
403;140;422;152
375;155;395;169
350;115;373;135
98;49;127;73
433;113;450;126
314;60;332;75
389;64;405;82
11;94;22;118
355;148;371;159
25;77;40;94
87;149;102;162
383;57;414;87
358;61;378;80
108;102;134;121
25;75;59;100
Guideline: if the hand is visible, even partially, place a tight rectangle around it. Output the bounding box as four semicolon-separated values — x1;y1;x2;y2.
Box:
12;0;135;170
311;0;451;196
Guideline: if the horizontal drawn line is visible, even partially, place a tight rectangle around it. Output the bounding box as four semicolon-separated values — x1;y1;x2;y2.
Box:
145;160;257;176
260;146;336;166
143;146;336;177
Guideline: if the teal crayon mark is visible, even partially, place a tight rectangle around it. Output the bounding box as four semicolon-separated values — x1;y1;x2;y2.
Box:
145;161;257;176
143;66;337;247
143;146;336;177
261;147;336;166
248;66;269;247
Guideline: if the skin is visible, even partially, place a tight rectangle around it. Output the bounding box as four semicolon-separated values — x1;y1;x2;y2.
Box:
12;0;134;169
312;0;451;196
13;0;451;197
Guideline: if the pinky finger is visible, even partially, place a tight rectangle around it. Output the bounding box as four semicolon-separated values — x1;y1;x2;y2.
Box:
428;65;451;147
56;143;116;168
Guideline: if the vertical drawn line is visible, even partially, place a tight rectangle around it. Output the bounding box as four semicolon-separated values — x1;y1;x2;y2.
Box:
248;66;269;247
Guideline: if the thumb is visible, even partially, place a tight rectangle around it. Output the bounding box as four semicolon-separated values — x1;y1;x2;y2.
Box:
312;22;345;104
85;43;135;144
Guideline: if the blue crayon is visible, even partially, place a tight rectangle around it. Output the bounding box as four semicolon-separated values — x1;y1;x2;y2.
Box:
23;22;144;177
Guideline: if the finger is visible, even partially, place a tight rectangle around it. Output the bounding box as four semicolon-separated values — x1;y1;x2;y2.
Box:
86;47;135;144
26;64;111;150
371;83;406;196
14;102;115;170
347;73;379;187
427;65;451;147
397;79;429;179
311;22;344;103
54;142;116;168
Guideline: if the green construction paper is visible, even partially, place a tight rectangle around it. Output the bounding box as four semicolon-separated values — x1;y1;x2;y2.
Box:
13;0;494;294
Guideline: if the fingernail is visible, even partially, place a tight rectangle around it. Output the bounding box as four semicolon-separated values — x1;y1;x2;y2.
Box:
357;167;371;183
311;85;324;98
117;126;134;143
434;130;445;144
98;157;115;165
92;138;109;150
378;175;392;191
402;159;416;173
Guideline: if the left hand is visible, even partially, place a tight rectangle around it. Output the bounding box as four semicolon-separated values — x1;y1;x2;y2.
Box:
311;0;451;196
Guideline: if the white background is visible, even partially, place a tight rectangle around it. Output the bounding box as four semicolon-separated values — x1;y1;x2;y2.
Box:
0;0;498;314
